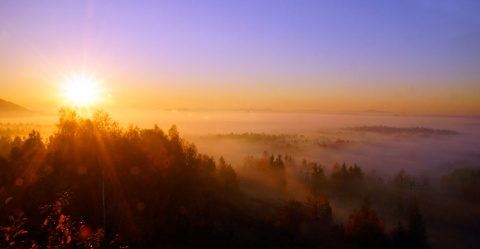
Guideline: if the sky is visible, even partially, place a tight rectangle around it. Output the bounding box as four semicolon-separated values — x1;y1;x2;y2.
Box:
1;0;479;115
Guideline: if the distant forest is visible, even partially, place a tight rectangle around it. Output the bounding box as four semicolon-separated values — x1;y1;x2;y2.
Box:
0;123;54;138
0;109;478;248
347;126;459;135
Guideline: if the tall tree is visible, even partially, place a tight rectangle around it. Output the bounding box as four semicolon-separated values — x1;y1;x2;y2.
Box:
406;199;429;249
344;197;385;249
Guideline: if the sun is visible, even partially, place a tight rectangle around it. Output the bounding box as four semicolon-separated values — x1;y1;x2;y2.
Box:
63;75;100;106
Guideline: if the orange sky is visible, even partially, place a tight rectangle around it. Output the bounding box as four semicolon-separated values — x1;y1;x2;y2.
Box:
1;1;479;116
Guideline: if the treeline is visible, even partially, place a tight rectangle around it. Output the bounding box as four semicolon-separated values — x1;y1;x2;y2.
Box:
1;109;240;248
0;123;54;138
0;123;54;157
441;168;480;203
214;132;305;151
238;151;479;249
214;132;355;150
215;132;302;143
348;126;458;135
0;110;477;248
238;153;431;248
315;138;354;149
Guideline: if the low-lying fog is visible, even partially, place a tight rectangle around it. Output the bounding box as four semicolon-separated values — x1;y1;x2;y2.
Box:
4;110;479;178
128;111;479;179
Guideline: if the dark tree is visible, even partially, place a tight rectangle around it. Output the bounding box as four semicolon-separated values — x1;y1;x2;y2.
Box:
344;197;386;249
306;192;332;223
275;199;305;245
406;199;429;249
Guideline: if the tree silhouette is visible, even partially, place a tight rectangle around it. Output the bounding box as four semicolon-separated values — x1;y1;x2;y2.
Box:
406;198;429;249
344;197;385;249
306;192;332;223
275;199;305;245
216;157;238;193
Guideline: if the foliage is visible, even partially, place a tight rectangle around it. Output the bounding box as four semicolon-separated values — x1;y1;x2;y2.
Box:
39;191;107;249
303;160;325;193
0;191;117;249
330;162;364;197
0;109;456;248
406;199;429;249
275;199;305;242
391;198;429;249
306;192;332;223
441;167;480;202
0;212;31;248
344;197;386;249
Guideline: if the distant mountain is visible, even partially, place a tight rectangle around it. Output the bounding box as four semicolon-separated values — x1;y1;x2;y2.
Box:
0;98;39;117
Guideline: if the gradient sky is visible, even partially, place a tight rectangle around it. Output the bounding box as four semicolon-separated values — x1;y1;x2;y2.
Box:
1;0;479;115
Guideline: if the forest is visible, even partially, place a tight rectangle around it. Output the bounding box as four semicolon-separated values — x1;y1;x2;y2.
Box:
0;109;479;248
346;126;459;136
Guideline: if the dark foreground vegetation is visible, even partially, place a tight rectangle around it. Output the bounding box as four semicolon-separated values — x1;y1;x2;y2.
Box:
0;109;478;248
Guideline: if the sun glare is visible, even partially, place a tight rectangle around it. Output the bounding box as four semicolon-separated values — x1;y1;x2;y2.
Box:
63;76;100;106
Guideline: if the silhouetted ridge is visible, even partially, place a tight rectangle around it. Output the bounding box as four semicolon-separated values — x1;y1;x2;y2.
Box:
0;98;29;112
0;98;44;117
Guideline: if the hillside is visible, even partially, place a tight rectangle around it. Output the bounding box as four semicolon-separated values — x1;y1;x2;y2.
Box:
0;98;36;116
